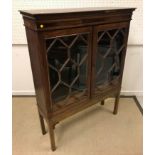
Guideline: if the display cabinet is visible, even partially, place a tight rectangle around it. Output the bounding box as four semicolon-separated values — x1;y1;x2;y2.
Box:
20;7;135;151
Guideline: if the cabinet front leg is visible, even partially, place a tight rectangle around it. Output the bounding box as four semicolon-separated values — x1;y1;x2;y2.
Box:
38;112;46;135
113;93;120;115
48;121;56;151
53;121;59;129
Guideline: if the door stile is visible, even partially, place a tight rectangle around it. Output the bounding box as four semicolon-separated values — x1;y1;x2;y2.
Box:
91;26;98;97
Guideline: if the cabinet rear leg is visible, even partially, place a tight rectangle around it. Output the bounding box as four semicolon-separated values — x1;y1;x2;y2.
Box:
100;100;105;105
38;112;46;135
113;93;120;115
48;121;56;151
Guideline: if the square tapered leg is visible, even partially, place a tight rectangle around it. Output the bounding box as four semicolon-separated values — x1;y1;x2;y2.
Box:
47;121;56;151
38;112;46;135
113;93;120;115
100;100;105;105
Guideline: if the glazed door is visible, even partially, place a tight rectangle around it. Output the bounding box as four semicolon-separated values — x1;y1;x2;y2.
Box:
42;27;92;110
92;23;129;97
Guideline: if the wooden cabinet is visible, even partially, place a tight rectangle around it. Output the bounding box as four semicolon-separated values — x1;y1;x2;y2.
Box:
20;7;135;151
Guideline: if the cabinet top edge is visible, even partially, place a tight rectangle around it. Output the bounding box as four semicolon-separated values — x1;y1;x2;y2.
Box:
19;7;136;17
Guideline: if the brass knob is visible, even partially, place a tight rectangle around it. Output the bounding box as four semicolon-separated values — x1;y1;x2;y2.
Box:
40;24;44;28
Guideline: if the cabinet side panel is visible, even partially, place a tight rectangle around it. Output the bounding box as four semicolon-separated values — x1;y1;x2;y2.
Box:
25;28;52;118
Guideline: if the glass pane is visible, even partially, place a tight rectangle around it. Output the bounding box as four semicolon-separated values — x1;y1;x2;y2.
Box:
95;28;125;87
46;33;88;104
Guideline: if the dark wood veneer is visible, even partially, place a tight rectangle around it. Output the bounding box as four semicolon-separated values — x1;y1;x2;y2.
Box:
20;7;135;151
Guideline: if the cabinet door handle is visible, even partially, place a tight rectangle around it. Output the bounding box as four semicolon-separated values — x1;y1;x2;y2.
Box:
40;24;44;28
